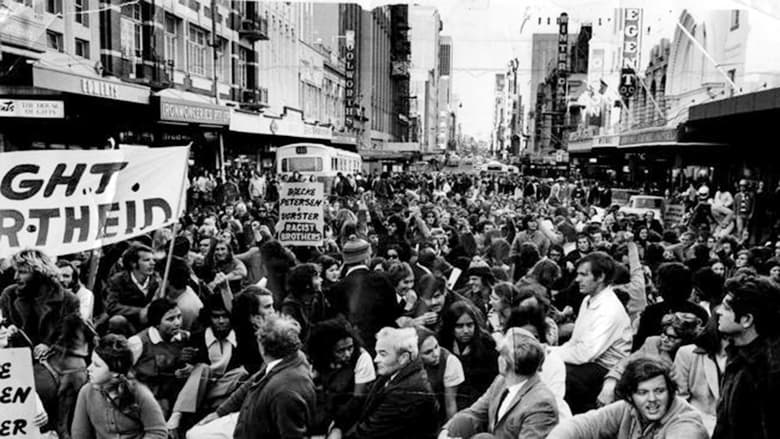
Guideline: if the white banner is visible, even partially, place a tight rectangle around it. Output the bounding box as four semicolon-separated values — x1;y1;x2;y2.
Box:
277;182;324;247
0;146;189;259
0;348;40;439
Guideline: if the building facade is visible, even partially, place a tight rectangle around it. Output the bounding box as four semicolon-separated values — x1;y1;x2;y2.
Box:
409;4;441;153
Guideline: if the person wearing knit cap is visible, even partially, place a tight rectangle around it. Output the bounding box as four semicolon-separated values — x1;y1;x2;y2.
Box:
330;236;398;354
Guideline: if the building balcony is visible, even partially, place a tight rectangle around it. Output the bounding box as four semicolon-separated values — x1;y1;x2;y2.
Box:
239;15;269;42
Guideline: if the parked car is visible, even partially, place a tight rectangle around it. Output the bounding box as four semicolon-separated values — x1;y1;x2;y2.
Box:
619;195;667;220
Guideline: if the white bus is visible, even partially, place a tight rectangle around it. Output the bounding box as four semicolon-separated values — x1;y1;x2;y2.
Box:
276;143;362;193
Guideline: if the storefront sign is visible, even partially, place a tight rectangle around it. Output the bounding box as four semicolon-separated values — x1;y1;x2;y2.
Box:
0;99;64;119
620;8;642;98
333;133;357;146
344;30;357;128
557;13;569;73
277;182;324;247
303;124;332;140
0;146;189;258
0;348;38;438
594;134;620;147
620;127;677;147
159;97;231;126
33;65;149;104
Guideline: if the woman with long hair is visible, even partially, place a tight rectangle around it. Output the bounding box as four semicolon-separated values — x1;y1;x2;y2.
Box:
415;327;465;425
205;240;248;297
72;334;166;439
438;301;498;410
673;313;728;435
281;263;331;344
307;318;375;435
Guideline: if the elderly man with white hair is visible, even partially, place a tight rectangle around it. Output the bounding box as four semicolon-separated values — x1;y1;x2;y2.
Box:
329;327;439;439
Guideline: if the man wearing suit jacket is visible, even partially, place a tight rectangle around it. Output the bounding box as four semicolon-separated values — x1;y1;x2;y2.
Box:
330;327;439;439
329;236;399;354
439;328;559;439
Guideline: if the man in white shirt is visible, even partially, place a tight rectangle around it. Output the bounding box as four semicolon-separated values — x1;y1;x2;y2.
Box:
551;251;632;414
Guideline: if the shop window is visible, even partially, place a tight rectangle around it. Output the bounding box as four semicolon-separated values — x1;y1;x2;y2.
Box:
46;30;63;52
188;25;209;77
74;0;88;26
730;10;739;30
46;0;62;14
75;39;90;58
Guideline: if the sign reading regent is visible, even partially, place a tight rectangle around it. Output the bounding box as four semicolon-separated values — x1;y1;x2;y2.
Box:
0;348;40;439
0;100;64;119
0;146;189;258
277;182;324;247
620;8;642;99
159;98;231;126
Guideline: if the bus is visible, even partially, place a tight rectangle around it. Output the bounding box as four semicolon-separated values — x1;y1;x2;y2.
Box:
276;143;362;194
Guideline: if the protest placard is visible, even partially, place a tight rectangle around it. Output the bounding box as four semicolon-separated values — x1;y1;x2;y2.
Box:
0;348;39;439
277;182;324;246
0;146;189;259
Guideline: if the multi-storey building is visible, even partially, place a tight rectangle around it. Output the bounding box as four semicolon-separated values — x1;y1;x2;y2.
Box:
409;4;441;153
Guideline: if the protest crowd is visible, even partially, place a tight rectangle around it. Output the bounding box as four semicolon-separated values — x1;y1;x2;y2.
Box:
3;165;780;439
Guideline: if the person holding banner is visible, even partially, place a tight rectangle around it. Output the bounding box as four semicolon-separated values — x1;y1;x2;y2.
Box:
72;333;167;439
0;249;81;356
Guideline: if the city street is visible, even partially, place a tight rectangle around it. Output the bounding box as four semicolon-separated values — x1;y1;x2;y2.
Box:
3;1;780;439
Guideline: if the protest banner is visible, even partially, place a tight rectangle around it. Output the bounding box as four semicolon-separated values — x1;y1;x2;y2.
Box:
0;146;189;259
277;182;324;246
664;204;685;228
0;348;39;438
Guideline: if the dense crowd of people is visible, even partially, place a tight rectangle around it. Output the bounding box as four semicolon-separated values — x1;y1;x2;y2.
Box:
2;167;780;439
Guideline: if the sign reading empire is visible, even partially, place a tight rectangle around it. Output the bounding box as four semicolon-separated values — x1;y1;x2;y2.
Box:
160;99;231;126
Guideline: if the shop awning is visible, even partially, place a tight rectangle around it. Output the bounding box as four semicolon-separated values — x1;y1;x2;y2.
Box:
689;87;780;121
618;141;727;150
32;54;150;104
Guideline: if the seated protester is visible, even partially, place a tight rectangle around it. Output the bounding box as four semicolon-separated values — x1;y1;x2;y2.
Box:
609;233;647;326
633;263;709;350
504;306;572;419
281;263;332;344
33;313;94;439
410;274;457;333
307;318;376;435
330;327;439;439
674;314;727;435
188;314;316;439
204;240;248;299
461;263;496;318
439;329;559;439
598;312;702;406
72;334;167;439
416;327;466;425
548;357;708;439
128;299;190;417
167;294;248;434
0;249;80;355
549;252;632;414
438;301;499;410
385;262;419;326
231;285;275;374
104;243;161;332
57;260;95;322
712;274;780;439
164;257;204;331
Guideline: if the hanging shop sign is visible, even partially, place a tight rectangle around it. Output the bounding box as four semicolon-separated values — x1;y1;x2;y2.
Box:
620;8;642;99
344;30;357;128
33;65;149;104
158;97;231;126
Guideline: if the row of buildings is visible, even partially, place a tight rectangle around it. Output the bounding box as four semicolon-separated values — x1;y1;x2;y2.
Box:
494;7;780;188
0;1;456;172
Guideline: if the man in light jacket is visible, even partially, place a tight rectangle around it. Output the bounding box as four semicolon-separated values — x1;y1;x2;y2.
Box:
548;357;707;439
439;329;559;439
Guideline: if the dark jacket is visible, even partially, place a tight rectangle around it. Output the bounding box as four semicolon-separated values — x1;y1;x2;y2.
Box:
329;267;399;354
216;351;316;439
712;336;780;439
104;270;160;328
338;358;439;439
0;282;80;346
